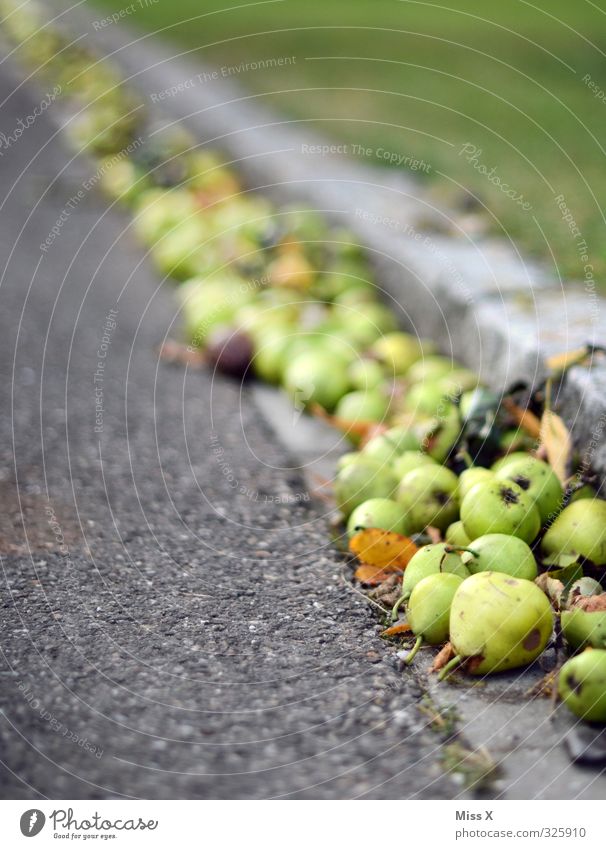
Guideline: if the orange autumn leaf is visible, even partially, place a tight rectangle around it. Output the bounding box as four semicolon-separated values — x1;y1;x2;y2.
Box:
381;621;412;637
310;403;382;441
349;528;418;569
540;408;572;484
502;397;541;439
354;564;397;586
430;642;455;672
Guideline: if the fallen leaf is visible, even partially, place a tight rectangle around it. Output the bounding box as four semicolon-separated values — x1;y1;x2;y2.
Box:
426;526;443;544
540;409;572;484
502;397;541;438
430;642;455;672
573;594;606;613
349;528;418;569
535;573;565;610
546;346;591;377
354;564;397;585
382;621;412;637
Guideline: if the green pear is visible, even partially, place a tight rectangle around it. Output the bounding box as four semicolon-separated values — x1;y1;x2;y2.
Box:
398;465;459;532
542;499;606;565
495;456;563;523
405;573;465;663
347;498;408;538
558;650;606;721
445;521;471;547
561;608;606;651
458;467;494;500
461;533;537;580
369;332;423;375
396;543;470;608
460;480;541;544
443;572;553;676
334;460;398;517
393;451;438;480
284;350;350;412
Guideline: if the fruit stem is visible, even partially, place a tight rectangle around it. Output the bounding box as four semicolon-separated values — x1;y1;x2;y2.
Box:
444;545;480;558
457;450;475;469
391;593;409;622
404;635;423;665
437;654;463;682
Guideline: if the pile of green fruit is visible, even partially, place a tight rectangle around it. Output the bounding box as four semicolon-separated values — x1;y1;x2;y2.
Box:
5;0;606;729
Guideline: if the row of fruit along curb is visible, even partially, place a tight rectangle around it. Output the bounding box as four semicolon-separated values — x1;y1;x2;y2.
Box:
4;0;606;789
43;0;606;485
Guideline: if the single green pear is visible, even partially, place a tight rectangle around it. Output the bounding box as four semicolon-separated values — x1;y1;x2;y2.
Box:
558;650;606;721
405;573;464;663
495;456;563;524
443;572;553;676
347;498;408;538
561;608;606;651
461;533;537;580
542;499;606;566
445;521;471;548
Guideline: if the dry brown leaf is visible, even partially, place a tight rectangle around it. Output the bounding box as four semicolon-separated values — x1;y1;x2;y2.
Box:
381;621;412;637
354;564;397;585
349;528;418;569
573;594;606;613
426;526;443;544
502;397;541;439
540;409;572;484
430;642;455;672
535;573;565;610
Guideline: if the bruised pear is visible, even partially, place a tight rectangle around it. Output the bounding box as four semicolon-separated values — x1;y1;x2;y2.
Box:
397;465;459;532
458;467;494;500
460;479;540;544
495;456;563;524
558;650;606;722
442;572;553;677
542;499;606;566
405;573;464;664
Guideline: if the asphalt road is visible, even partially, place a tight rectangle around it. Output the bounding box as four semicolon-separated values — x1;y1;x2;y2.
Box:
0;53;462;800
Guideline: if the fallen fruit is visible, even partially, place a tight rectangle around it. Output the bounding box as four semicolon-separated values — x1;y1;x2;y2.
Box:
461;533;537;580
558;650;606;722
460;479;541;544
405;572;464;663
347;498;408;538
392;542;470;619
561;608;606;651
392;450;437;480
458;466;494;500
369;332;423;375
334;459;399;517
334;389;391;427
445;521;471;547
205;326;254;378
397;465;459;533
542;499;606;566
284;350;350;412
441;571;553;677
495;456;563;524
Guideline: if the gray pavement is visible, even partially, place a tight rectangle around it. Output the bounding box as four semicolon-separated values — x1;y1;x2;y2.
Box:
0;51;461;800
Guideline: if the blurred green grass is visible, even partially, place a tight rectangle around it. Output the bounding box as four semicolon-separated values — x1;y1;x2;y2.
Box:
93;0;606;280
